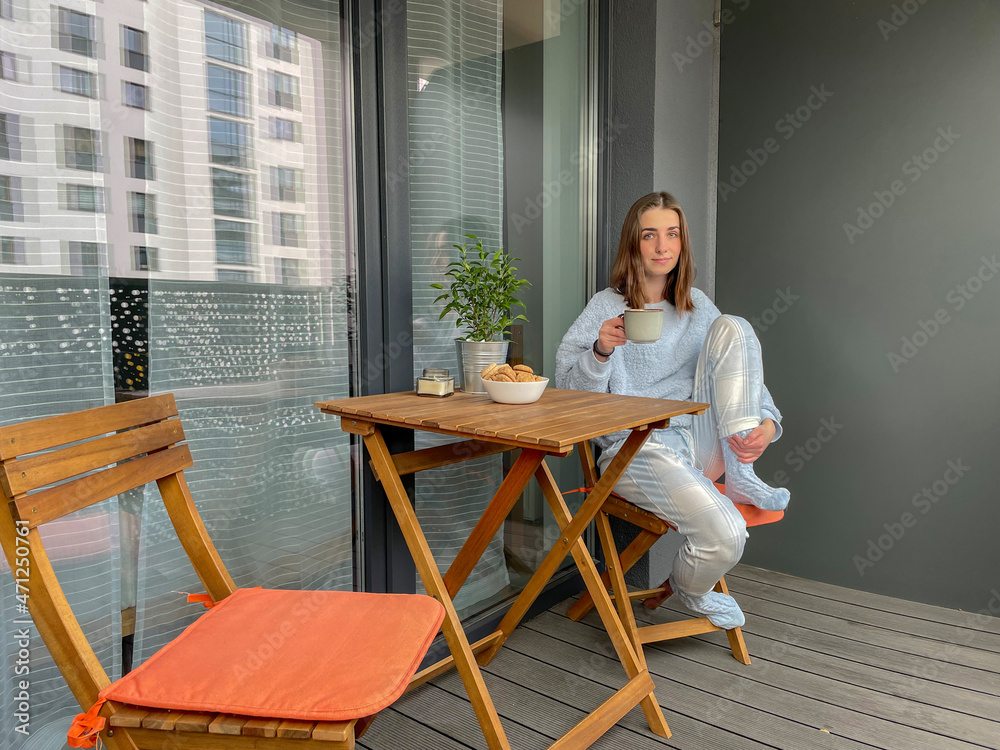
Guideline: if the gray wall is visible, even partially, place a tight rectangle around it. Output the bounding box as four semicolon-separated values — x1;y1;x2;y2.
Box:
653;0;720;298
605;0;657;253
715;0;1000;613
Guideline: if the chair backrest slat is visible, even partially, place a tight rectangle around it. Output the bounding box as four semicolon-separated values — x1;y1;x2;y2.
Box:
14;444;193;529
1;418;186;498
0;395;179;461
0;394;237;725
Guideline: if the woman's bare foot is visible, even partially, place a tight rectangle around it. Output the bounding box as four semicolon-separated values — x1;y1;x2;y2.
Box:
642;577;674;610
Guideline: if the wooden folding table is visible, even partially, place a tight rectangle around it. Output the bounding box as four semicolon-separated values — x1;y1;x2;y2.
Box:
316;388;707;749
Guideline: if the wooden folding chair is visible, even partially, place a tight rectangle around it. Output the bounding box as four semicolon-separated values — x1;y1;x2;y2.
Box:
566;442;783;665
0;394;445;750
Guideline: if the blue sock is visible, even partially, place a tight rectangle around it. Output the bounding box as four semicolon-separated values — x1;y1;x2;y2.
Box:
722;427;790;511
675;583;746;629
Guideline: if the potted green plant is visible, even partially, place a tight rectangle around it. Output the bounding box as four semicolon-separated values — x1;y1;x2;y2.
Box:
431;234;530;393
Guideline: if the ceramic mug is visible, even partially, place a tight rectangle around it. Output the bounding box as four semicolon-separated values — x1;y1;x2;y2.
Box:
623;308;664;343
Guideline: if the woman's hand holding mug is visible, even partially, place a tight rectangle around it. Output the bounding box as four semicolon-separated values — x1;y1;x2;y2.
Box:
594;316;627;361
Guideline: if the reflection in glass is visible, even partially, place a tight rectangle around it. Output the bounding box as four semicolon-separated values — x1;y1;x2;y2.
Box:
206;63;248;117
58;7;96;58
127;137;154;180
128;191;156;233
66;183;104;213
211;168;253;218
269;26;297;63
59;65;96;98
64;125;101;172
0;174;22;220
208;117;250;167
204;10;247;67
215;218;254;264
124;81;150;110
0;112;21;160
124;27;149;72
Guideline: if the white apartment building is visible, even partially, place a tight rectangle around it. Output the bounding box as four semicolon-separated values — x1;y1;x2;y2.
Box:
0;0;334;285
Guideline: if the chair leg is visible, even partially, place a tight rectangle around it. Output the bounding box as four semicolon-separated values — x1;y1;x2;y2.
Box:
592;510;671;739
566;529;663;621
714;577;751;665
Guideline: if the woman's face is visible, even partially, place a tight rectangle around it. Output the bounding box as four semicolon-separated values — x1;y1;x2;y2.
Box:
638;207;681;281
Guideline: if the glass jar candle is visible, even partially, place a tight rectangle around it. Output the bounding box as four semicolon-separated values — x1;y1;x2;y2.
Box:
416;368;455;397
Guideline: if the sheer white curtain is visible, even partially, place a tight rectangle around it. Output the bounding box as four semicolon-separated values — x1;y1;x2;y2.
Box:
407;0;510;612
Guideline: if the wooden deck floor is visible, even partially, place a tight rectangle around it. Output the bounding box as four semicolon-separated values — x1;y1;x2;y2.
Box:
359;564;1000;750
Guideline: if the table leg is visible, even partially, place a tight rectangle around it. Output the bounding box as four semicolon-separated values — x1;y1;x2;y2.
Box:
482;426;652;662
363;429;512;750
533;459;671;739
443;448;547;599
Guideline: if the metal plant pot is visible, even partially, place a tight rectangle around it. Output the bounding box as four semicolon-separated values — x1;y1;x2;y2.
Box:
455;339;509;394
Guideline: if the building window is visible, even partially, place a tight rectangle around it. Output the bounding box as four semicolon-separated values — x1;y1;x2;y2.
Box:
65;183;103;213
207;64;248;118
69;241;102;275
215;219;253;265
269;71;299;110
57;8;96;58
129;191;157;233
0;113;21;161
132;245;157;271
217;269;253;282
204;11;246;67
212;168;252;218
63;125;101;172
123;27;148;72
0;175;23;221
268;26;297;63
276;257;303;285
270;167;302;202
126;137;154;180
59;66;96;98
124;81;149;110
0;52;16;82
273;213;303;247
1;236;26;265
208;117;249;167
268;117;299;142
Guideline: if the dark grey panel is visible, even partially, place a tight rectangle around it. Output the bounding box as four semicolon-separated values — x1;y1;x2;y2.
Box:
716;0;1000;612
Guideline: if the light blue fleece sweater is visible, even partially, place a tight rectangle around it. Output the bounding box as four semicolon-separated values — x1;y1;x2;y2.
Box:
555;287;783;450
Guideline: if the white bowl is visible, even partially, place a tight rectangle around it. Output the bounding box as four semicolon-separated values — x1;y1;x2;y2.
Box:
482;377;549;405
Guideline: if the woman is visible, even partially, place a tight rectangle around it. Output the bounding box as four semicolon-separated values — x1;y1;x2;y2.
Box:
555;192;790;629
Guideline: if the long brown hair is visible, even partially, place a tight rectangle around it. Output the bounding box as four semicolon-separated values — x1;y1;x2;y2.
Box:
610;192;696;313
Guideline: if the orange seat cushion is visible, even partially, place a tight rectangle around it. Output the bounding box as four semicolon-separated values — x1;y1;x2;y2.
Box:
100;588;444;721
714;482;784;527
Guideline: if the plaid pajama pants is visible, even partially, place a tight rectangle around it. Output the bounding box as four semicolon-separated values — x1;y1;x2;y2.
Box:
598;314;764;597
